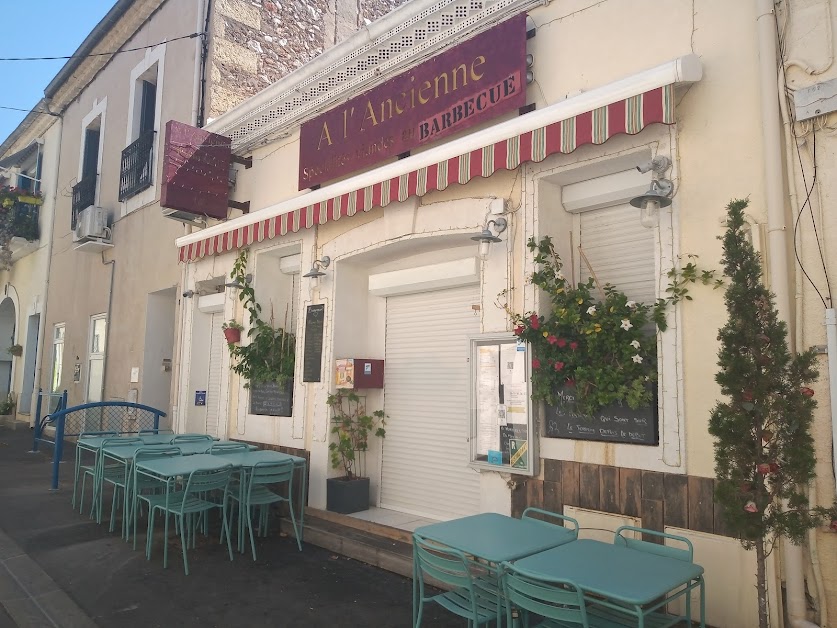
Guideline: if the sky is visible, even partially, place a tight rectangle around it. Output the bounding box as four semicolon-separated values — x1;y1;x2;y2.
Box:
0;0;116;142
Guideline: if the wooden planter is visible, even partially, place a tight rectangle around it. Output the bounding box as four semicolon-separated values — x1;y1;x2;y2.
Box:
326;476;370;514
222;327;241;344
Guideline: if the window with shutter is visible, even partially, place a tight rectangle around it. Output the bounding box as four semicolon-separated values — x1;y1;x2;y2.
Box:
139;80;156;134
82;128;100;180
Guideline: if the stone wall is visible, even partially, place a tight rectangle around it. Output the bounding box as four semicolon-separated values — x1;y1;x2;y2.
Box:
208;0;410;120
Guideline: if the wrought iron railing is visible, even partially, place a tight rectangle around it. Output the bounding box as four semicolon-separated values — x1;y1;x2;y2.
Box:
9;203;39;241
118;129;155;201
71;175;97;229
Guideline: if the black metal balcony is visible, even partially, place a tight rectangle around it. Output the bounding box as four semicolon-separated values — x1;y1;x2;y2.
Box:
71;175;97;229
119;129;155;201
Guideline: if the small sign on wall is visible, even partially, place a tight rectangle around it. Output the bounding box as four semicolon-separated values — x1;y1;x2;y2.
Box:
195;390;207;406
73;363;81;383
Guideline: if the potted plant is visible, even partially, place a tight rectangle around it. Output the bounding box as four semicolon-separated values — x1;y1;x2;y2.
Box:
326;391;386;514
6;344;22;357
0;394;15;427
222;320;244;344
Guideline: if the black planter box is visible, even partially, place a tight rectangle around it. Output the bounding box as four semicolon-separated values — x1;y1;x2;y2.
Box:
326;476;370;514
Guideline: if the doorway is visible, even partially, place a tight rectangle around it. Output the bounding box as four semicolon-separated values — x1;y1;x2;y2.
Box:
141;289;176;420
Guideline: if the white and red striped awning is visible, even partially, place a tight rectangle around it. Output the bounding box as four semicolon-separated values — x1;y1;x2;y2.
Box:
178;57;699;263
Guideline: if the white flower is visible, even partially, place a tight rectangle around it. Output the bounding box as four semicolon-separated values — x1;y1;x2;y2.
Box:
632;354;643;364
586;306;597;316
620;319;633;331
626;301;637;308
630;340;641;349
557;271;565;281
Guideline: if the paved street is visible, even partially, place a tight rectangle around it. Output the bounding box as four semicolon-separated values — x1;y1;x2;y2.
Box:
0;426;458;627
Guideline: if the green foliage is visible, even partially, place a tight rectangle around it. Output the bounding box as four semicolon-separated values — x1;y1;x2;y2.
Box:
0;395;14;415
710;198;836;545
327;391;386;480
0;186;42;270
221;320;244;331
504;236;719;415
226;250;295;388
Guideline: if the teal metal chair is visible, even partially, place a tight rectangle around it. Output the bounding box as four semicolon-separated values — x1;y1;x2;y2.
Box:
145;465;235;575
225;459;300;559
96;436;142;525
208;442;249;454
170;434;214;444
131;446;182;549
522;507;580;536
613;526;693;561
500;562;590;628
412;535;503;628
73;431;117;513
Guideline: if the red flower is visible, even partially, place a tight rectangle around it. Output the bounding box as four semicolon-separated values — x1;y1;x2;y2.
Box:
556;338;567;348
801;387;815;397
569;341;578;351
565;378;575;387
554;361;565;371
757;463;771;475
769;462;780;473
547;335;558;345
742;390;754;402
532;358;541;370
529;314;540;330
744;501;758;513
830;520;837;532
514;325;525;336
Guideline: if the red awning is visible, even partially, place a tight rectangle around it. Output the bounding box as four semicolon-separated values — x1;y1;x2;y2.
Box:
179;84;673;263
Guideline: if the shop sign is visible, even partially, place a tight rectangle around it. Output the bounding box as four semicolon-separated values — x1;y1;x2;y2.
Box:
161;120;231;220
298;14;527;189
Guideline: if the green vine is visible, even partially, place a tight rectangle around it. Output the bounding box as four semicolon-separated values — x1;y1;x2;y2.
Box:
0;186;41;270
502;236;721;415
227;249;295;388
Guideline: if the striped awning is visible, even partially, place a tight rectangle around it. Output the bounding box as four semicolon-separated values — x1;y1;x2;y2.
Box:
179;84;674;263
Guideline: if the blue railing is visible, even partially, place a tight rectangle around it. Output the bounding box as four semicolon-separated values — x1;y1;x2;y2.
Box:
31;389;167;490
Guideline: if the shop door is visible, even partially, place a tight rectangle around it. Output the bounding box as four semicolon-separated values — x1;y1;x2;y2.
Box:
381;285;481;520
204;313;224;437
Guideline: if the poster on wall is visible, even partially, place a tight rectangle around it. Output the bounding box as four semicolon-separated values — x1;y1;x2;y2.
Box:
469;333;535;476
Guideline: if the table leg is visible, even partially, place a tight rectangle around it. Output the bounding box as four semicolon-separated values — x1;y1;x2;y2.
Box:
163;481;171;569
700;576;706;628
298;461;306;546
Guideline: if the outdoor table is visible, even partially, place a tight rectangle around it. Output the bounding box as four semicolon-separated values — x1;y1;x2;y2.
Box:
134;454;234;568
512;539;706;627
211;449;307;552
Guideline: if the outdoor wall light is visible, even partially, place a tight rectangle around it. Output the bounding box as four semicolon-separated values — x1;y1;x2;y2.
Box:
471;216;508;260
224;273;253;289
182;289;195;298
303;256;331;280
630;179;673;228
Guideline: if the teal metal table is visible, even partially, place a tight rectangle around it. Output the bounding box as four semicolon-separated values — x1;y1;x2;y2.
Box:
512;539;706;627
134;454;234;568
212;449;307;551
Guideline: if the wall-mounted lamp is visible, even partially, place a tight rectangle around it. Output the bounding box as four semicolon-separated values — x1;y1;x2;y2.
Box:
224;273;253;289
526;53;535;85
630;179;672;228
303;256;331;280
182;289;195;298
470;216;508;260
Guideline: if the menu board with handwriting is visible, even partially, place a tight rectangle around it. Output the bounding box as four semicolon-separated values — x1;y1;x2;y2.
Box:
544;386;658;445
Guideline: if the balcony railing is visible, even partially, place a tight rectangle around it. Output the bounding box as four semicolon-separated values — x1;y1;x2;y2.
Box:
9;204;39;241
119;129;155;201
71;174;97;229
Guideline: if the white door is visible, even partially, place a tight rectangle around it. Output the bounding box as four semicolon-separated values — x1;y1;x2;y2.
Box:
381;285;482;520
204;313;224;437
86;315;107;402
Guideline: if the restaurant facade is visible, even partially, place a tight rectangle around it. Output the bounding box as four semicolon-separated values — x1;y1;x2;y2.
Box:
172;1;837;626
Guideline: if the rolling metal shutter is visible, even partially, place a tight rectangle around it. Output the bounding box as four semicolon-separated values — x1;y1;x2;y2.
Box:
579;203;656;305
381;286;481;520
205;313;224;437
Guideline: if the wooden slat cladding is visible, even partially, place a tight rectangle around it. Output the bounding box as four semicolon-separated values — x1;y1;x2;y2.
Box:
511;460;730;538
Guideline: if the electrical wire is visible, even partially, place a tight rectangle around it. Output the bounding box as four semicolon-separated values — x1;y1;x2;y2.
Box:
0;105;59;117
0;32;202;62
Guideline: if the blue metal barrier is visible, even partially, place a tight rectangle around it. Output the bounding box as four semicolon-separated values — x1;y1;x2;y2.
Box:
31;396;167;490
32;389;67;453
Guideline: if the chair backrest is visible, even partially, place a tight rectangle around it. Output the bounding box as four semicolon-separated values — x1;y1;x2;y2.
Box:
208;442;249;454
522;507;580;537
101;436;143;448
182;465;234;499
414;536;478;594
171;434;214;444
248;460;295;495
140;428;174;435
79;431;117;439
613;526;693;562
501;562;588;626
135;446;182;464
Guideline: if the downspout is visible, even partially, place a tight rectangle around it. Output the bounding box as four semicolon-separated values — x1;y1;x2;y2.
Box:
100;254;115;401
32;115;61;422
756;1;818;627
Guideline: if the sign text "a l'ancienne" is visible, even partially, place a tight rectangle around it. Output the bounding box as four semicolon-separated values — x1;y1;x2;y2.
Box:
298;14;527;190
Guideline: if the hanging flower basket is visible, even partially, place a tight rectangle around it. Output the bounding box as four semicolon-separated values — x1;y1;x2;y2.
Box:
223;326;241;344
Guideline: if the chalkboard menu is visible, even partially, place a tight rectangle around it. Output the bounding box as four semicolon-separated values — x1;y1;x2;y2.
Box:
250;380;293;416
302;304;325;382
544;386;658;445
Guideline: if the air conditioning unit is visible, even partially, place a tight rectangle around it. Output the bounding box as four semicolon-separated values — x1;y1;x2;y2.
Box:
74;206;108;242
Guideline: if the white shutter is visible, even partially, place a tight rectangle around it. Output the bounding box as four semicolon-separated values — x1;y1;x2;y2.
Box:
205;313;224;437
381;286;481;520
579;203;655;305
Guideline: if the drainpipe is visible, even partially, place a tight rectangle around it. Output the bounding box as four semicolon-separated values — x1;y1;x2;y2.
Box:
756;1;818;627
100;254;115;401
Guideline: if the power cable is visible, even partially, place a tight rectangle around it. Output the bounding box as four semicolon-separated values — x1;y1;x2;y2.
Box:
0;105;59;117
0;32;201;62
